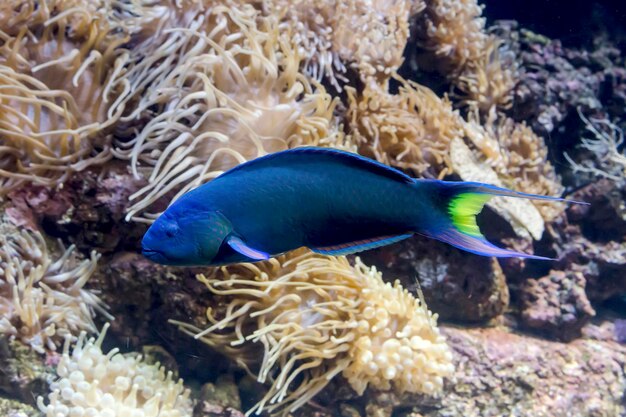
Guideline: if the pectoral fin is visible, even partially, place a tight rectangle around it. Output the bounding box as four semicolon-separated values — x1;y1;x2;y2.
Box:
226;235;270;261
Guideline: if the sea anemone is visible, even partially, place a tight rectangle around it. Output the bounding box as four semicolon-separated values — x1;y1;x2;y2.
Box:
412;1;516;112
37;323;193;417
346;75;561;238
346;77;463;179
412;0;488;75
174;249;453;415
0;0;129;193
453;37;518;112
0;65;112;192
332;0;414;82
257;0;417;87
110;3;340;222
0;223;110;353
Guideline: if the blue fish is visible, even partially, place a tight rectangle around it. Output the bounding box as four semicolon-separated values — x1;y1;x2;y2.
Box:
141;147;583;266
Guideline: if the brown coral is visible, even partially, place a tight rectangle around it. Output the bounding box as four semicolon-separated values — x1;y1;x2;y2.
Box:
0;222;110;353
174;250;453;415
110;3;341;222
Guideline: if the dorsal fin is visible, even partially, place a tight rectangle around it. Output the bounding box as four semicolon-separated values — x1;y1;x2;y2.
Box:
216;147;415;184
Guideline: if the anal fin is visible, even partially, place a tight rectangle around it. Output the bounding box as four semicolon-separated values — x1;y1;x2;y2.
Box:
310;233;413;256
420;228;554;260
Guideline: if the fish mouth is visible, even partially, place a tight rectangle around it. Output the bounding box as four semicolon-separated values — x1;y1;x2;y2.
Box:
142;248;166;262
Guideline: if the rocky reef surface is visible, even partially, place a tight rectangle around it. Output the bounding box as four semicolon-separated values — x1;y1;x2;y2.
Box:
1;0;625;416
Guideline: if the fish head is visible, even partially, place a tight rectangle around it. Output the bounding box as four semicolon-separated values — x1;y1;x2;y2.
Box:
142;210;232;266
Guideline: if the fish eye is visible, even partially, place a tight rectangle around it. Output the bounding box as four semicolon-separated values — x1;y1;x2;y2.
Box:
163;222;179;238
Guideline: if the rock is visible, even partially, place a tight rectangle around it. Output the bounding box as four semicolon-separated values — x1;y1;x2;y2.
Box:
0;337;55;404
142;345;180;378
198;374;241;410
360;235;509;323
554;235;626;302
237;375;265;414
0;397;39;417
407;326;626;417
616;319;626;343
90;251;233;382
538;210;626;303
193;402;245;417
5;166;147;254
496;22;625;137
519;270;595;341
339;403;362;417
365;391;396;417
365;403;391;417
91;251;208;347
566;178;626;242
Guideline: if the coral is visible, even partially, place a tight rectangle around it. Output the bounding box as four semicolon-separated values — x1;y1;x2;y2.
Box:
110;3;341;222
519;270;595;341
346;78;463;179
37;323;193;417
195;375;245;417
174;249;453;415
197;375;241;411
0;0;129;193
258;0;416;86
565;111;626;182
0;65;112;192
0;222;110;353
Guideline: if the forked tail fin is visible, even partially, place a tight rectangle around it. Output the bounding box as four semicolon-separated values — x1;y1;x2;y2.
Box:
416;180;588;260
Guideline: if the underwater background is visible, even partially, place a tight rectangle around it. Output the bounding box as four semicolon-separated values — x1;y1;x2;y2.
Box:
0;0;625;416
